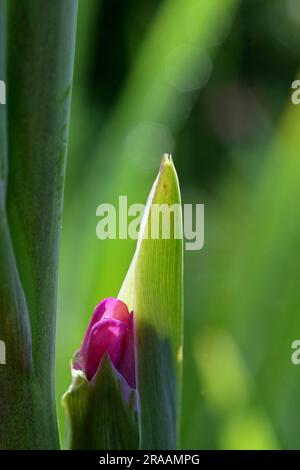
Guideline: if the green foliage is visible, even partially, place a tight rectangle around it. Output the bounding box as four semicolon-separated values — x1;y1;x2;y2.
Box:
0;0;78;449
57;0;239;439
119;156;183;449
63;356;138;450
57;0;300;450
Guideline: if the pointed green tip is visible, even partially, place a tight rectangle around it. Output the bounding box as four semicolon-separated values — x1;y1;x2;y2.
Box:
155;153;181;206
160;153;173;169
118;154;183;449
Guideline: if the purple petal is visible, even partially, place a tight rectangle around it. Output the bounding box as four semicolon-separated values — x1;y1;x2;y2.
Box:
85;318;128;381
74;297;136;388
79;297;115;361
117;313;136;388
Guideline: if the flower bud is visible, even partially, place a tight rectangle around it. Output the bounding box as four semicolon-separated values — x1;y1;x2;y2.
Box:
74;297;135;388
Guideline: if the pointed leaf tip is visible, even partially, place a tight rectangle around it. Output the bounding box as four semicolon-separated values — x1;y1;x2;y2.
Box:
119;155;183;449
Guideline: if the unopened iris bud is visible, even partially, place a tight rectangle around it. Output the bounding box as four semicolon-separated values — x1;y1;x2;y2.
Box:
74;297;136;388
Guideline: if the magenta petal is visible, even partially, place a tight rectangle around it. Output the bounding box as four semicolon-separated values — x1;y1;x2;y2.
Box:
117;313;136;388
74;297;136;388
79;298;115;361
101;298;131;323
85;319;128;381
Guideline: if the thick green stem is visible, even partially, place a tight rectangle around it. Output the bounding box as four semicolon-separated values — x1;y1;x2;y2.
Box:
2;0;78;448
0;210;45;449
0;0;47;449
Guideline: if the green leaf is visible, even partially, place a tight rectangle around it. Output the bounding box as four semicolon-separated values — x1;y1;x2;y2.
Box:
0;212;44;449
5;0;78;447
62;355;139;450
0;0;51;448
119;154;183;449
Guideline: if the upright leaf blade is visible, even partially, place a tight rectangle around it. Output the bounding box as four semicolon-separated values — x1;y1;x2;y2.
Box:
119;155;183;449
0;0;47;449
6;0;78;447
0;213;44;449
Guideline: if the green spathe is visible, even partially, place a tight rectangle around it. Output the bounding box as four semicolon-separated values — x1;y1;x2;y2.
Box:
62;355;138;450
119;154;183;449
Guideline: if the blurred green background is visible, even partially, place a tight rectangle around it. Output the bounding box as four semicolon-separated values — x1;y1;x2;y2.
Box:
56;0;300;449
